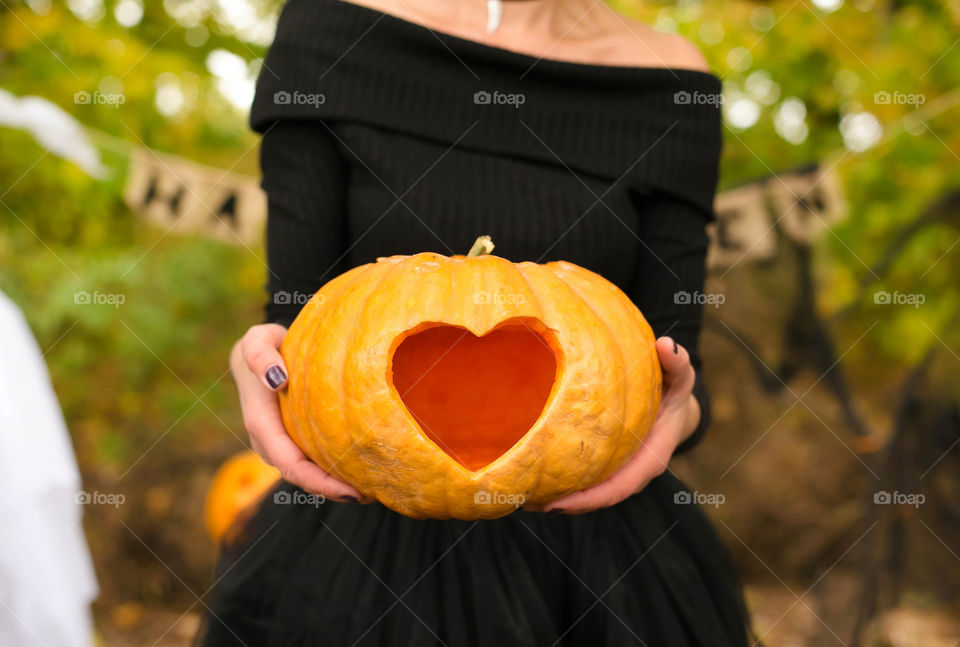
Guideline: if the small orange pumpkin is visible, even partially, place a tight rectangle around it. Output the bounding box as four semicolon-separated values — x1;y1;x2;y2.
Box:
279;237;662;519
204;450;280;542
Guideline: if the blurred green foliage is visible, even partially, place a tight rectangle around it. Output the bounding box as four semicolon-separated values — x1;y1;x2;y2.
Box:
630;0;960;395
0;0;278;467
0;0;958;471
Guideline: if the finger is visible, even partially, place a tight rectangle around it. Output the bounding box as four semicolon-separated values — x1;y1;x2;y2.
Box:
271;438;371;504
241;324;290;391
249;436;270;465
261;425;368;502
545;422;676;514
280;454;372;504
240;372;369;503
655;337;695;407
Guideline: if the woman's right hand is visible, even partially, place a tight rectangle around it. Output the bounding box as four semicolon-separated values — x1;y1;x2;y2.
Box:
232;323;369;503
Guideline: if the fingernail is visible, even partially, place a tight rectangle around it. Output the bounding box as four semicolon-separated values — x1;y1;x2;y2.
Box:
546;508;564;515
338;495;359;504
672;340;679;355
265;365;287;389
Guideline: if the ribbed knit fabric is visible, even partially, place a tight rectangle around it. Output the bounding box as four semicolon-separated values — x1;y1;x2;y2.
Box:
200;2;749;645
252;0;723;452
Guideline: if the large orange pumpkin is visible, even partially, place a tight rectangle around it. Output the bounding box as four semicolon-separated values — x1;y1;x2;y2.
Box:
279;238;662;519
204;450;280;542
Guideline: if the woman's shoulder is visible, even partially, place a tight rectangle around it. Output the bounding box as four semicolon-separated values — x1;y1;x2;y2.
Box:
592;10;711;73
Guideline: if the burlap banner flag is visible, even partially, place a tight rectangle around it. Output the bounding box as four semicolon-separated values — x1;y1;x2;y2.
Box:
707;164;847;271
123;148;266;245
124;149;845;267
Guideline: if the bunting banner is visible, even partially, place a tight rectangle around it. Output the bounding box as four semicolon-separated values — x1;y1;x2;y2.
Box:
123;148;846;267
123;148;266;245
707;164;846;270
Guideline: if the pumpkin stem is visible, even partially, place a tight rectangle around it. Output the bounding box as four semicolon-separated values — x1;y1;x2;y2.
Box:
467;235;495;257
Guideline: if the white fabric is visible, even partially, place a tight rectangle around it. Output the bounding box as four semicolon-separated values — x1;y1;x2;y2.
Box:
0;88;106;178
0;292;98;647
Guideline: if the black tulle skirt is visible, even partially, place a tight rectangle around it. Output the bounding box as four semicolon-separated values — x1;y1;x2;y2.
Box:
199;473;751;646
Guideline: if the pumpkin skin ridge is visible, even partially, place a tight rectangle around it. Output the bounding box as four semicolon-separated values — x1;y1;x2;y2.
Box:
315;262;393;479
538;263;630;492
554;261;659;465
560;263;659;477
283;260;401;486
280;263;377;475
335;258;416;490
547;261;662;476
514;262;626;496
510;261;628;503
384;317;566;479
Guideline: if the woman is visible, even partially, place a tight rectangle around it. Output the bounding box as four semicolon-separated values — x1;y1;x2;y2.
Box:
202;0;751;644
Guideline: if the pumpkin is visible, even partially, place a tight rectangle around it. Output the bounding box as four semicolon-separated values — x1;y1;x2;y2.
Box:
279;237;662;519
204;450;280;542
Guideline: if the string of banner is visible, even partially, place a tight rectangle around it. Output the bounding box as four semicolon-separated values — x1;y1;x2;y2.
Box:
118;90;960;272
120;145;843;272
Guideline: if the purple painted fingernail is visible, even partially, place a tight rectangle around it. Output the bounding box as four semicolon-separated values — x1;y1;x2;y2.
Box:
338;495;359;504
546;508;564;515
265;365;287;389
672;340;679;355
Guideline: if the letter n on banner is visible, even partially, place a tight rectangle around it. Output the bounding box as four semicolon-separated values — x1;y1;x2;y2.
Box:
123;148;266;245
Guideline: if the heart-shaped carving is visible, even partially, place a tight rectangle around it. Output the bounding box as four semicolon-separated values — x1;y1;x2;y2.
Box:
391;322;559;471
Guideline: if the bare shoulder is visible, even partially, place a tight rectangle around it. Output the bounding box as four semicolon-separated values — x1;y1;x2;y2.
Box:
602;11;711;72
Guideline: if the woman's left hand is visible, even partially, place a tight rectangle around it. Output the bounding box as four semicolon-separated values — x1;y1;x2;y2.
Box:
535;336;701;515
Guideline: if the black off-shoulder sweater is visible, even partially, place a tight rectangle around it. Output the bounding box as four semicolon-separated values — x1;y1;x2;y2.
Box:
200;3;752;646
251;0;722;453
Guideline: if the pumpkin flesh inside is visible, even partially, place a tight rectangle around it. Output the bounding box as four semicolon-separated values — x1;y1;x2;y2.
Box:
391;322;559;471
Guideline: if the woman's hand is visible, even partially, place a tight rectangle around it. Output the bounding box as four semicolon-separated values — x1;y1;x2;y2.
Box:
232;323;369;503
537;336;701;515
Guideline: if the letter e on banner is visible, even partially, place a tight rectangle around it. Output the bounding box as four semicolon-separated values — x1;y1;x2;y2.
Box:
707;183;776;271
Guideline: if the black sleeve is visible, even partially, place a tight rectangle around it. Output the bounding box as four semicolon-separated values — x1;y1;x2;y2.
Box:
260;121;350;328
628;192;713;454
